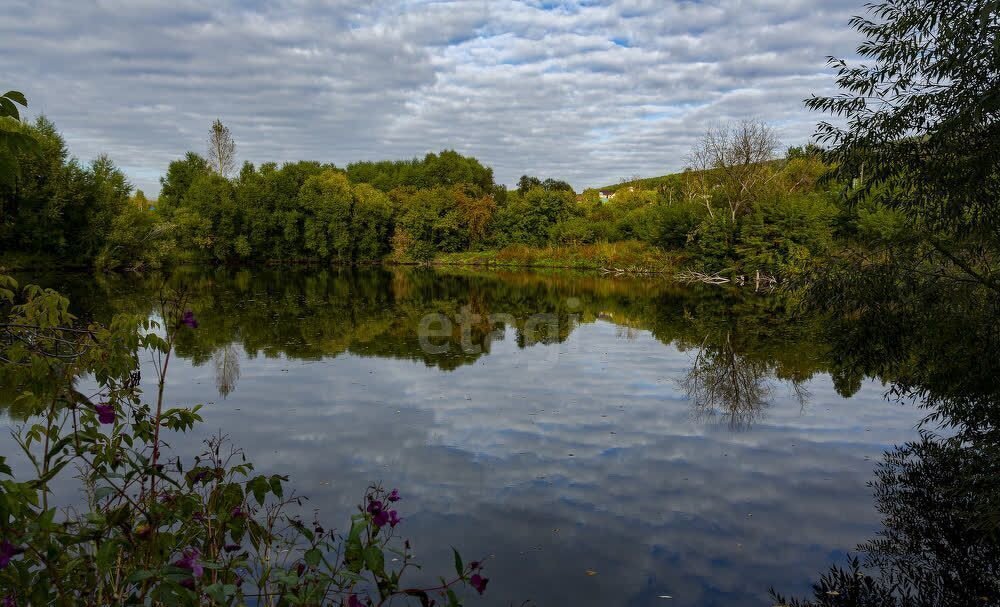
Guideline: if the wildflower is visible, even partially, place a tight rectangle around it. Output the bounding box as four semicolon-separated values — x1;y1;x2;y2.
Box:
470;561;481;571
182;311;198;329
470;573;489;595
94;403;115;425
387;489;401;502
347;595;364;607
2;595;14;607
0;541;19;569
230;506;245;519
173;547;204;587
388;510;401;528
367;499;390;527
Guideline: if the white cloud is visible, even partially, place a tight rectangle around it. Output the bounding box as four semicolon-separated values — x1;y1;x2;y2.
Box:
0;0;864;194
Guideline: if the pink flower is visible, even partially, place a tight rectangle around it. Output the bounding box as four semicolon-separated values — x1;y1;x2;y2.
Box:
347;594;364;607
0;541;19;569
94;403;115;425
182;311;198;329
387;489;401;502
388;510;401;528
173;547;204;587
470;573;489;595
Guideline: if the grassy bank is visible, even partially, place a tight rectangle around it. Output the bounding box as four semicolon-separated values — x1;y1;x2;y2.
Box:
3;241;683;275
0;251;93;272
433;240;682;273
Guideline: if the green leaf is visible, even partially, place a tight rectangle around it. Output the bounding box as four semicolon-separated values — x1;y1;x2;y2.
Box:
3;91;26;106
452;547;463;577
304;547;322;567
345;519;365;573
364;544;385;576
0;97;18;120
269;474;284;499
126;570;157;583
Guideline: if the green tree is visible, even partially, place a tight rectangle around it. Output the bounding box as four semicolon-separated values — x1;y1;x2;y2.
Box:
299;170;353;261
351;183;393;261
159;152;210;216
808;0;1000;290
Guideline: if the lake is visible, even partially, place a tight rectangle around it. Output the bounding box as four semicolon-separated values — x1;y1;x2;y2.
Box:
0;267;944;605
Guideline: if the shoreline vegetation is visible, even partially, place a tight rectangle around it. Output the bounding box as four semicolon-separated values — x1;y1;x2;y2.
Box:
0;241;680;275
1;115;854;285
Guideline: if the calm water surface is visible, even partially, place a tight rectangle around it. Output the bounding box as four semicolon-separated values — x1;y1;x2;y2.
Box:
3;267;928;606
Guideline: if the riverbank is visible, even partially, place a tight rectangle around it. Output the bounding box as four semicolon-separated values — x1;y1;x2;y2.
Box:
3;241;684;275
431;241;683;273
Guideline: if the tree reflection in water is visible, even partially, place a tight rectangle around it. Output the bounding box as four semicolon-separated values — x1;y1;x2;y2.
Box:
213;343;241;399
682;332;771;431
772;262;1000;605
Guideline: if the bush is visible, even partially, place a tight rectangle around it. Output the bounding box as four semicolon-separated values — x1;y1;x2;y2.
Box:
736;193;838;277
95;205;176;271
854;201;909;243
549;216;597;245
689;213;740;272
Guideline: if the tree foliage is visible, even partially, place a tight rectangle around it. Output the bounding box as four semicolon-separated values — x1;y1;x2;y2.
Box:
808;0;1000;244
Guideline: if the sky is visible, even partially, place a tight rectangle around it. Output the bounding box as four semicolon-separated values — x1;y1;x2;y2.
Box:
1;0;864;196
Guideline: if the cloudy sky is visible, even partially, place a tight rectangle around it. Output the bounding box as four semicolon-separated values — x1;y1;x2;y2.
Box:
1;0;863;195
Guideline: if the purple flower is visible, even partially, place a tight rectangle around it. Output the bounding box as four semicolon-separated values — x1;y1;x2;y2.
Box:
182;311;198;329
230;507;245;519
470;561;481;571
0;541;19;569
173;547;204;583
470;573;489;595
2;595;14;607
94;403;115;425
347;595;364;607
388;510;401;528
367;499;392;527
387;489;400;502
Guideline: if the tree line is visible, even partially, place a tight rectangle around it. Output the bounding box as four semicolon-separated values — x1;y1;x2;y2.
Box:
0;115;871;279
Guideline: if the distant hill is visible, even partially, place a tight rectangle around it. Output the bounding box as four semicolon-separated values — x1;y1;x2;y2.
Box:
595;158;792;193
595;172;685;193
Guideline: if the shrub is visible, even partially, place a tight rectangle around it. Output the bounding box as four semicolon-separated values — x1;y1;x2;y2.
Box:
736;193;838;277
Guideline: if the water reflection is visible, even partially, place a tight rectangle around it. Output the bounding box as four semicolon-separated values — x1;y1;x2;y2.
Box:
770;267;1000;605
6;266;995;605
213;343;241;399
682;332;773;431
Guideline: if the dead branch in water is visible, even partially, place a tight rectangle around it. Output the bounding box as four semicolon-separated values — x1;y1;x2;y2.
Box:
676;269;779;291
676;270;731;284
600;265;662;276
